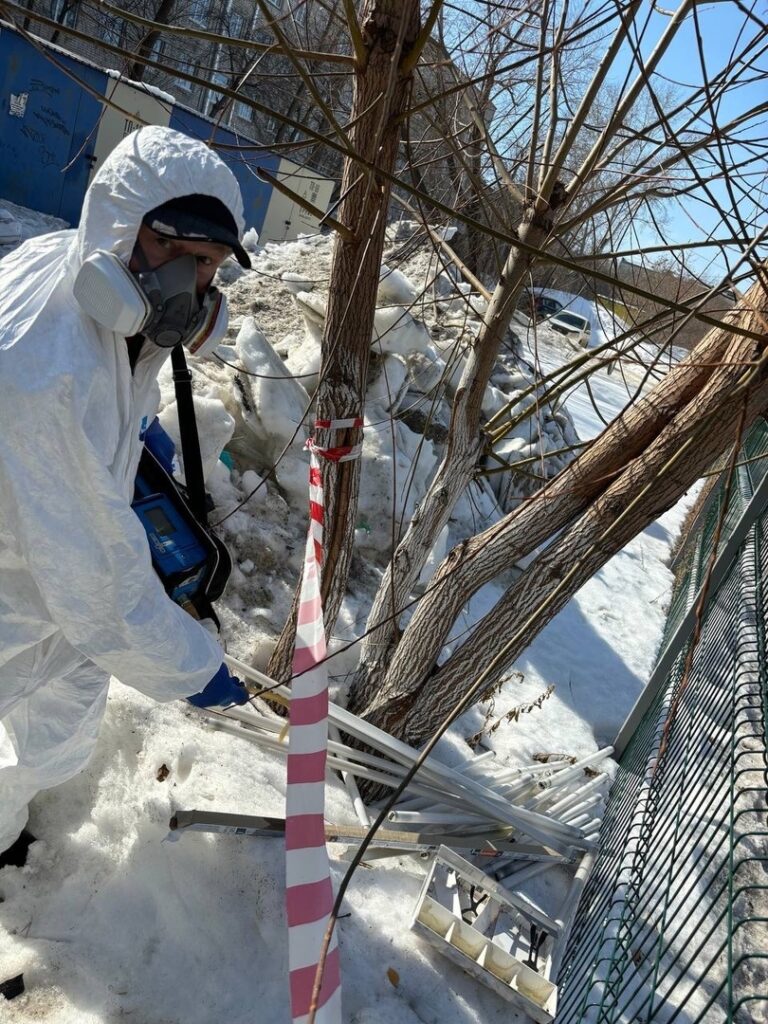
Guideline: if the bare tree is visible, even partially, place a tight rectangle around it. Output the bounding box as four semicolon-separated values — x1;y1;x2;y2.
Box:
14;0;766;750
343;0;768;741
127;0;175;82
265;0;424;681
354;273;768;742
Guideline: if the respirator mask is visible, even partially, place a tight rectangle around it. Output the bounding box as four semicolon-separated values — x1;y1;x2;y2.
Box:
73;249;228;357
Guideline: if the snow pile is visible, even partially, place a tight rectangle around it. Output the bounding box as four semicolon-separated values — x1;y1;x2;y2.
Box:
0;200;66;257
214;232;582;559
0;207;21;246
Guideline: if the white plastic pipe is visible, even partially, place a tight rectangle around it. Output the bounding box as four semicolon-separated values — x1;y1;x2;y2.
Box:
220;662;591;851
533;748;613;792
207;711;508;818
489;760;573;784
387;810;494;826
550;850;597;980
529;774;608;816
329;723;370;828
560;794;604;822
224;706;501;816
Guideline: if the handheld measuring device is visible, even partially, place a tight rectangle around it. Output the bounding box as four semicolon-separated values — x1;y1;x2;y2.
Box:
132;490;209;604
132;443;231;622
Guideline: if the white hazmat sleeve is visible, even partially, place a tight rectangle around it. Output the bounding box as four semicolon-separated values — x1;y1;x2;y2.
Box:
0;374;223;704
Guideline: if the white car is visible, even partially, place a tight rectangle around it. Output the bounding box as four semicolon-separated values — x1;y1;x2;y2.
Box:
0;207;22;245
548;309;592;347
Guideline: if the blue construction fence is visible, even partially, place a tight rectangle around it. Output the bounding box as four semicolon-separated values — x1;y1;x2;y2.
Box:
0;21;333;240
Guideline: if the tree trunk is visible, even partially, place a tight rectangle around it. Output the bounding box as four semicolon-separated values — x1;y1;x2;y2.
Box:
266;0;421;683
357;277;768;745
348;282;753;722
128;0;175;82
347;182;576;710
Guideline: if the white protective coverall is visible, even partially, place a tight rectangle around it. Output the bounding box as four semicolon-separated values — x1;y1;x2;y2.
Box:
0;126;244;852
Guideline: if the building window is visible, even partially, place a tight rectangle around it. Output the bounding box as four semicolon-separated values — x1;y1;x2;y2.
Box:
229;12;244;37
51;0;78;28
147;36;165;61
102;17;125;46
187;0;208;25
175;58;196;90
234;101;253;121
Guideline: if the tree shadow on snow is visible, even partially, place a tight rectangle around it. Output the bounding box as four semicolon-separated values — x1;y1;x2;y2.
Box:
516;594;646;749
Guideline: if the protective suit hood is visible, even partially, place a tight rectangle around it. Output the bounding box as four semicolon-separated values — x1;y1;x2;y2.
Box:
73;125;245;269
0;126;245;349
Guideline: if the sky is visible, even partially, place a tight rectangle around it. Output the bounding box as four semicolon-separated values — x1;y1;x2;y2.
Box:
451;0;766;289
608;0;767;286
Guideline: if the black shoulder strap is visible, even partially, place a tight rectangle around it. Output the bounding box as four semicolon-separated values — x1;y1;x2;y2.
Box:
170;344;208;525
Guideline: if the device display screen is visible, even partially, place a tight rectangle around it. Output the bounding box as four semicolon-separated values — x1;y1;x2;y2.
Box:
146;506;174;536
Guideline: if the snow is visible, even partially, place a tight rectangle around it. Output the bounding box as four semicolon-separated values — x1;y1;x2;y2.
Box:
158;394;235;486
0;208;21;246
378;265;419;306
104;70;177;105
0;200;66;255
372;306;433;358
0;203;699;1023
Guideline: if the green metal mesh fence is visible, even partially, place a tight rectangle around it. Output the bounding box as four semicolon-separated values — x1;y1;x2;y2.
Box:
555;421;768;1023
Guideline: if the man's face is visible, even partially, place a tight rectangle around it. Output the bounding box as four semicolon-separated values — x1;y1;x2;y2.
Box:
130;224;232;293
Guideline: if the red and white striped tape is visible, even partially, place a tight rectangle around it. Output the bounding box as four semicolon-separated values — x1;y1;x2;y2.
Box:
285;417;363;1024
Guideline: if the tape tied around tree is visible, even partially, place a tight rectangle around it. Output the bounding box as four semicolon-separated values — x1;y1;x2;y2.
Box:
306;417;364;464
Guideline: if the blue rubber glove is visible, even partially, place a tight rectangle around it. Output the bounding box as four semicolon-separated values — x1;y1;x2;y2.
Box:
188;664;249;708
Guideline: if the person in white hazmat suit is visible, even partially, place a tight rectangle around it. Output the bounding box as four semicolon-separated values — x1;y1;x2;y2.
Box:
0;125;252;866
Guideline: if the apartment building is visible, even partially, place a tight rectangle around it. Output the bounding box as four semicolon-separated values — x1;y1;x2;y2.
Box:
17;0;296;145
